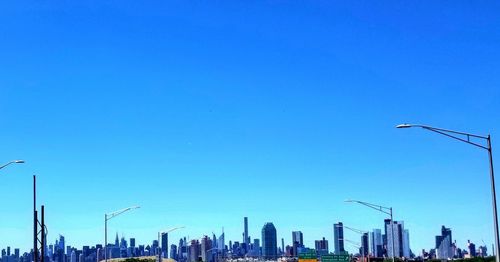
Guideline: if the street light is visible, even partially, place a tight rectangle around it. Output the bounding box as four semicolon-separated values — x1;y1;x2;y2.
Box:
0;160;25;170
158;226;185;262
345;200;395;262
336;225;370;262
104;206;140;262
397;123;499;262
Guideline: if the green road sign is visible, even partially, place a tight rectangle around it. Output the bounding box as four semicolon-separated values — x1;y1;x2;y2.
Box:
321;254;350;262
299;251;317;259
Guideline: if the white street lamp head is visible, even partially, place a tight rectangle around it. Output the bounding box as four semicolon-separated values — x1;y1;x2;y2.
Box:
396;124;412;129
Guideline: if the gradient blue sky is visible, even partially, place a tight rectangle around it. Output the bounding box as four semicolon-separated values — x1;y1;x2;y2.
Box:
1;0;500;255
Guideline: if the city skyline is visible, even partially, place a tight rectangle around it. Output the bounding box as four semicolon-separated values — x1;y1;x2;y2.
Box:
0;217;491;261
1;0;499;257
0;214;493;259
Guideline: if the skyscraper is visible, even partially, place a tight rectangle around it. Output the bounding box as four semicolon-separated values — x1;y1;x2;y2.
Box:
315;237;329;256
261;223;277;259
385;219;405;258
436;226;452;259
370;229;383;257
402;229;410;258
244;217;249;249
333;222;345;255
292;231;303;256
162;233;169;258
292;231;303;247
361;233;369;256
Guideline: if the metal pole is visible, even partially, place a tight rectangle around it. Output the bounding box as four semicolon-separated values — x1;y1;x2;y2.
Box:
487;136;500;262
34;175;38;262
390;208;395;262
105;215;107;262
34;210;38;262
158;232;161;262
41;205;45;262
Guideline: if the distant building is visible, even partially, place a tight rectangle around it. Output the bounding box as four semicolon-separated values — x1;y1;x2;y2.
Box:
435;226;453;259
479;245;487;257
361;233;369;256
170;244;178;260
244;217;249;253
315;237;329;256
402;229;410;258
334;222;345;255
467;240;476;258
292;231;303;256
261;223;277;259
370;229;383;257
161;233;169;258
385;219;407;258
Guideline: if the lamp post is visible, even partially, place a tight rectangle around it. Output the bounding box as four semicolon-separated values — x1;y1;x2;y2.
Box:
339;239;363;262
397;123;499;262
158;226;185;262
345;200;395;262
104;206;140;262
0;160;25;170
336;225;370;262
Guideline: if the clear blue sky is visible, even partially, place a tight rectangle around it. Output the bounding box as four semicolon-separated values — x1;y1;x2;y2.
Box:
1;0;499;255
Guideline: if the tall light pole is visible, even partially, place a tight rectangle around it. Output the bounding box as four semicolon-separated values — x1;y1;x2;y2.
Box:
397;123;499;262
158;226;185;262
0;160;25;170
104;206;140;262
336;225;370;262
345;200;396;262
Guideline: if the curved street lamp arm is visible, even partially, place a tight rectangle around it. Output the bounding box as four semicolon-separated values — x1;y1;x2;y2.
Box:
340;238;361;248
0;162;14;170
345;199;391;216
0;160;25;170
421;126;489;150
342;225;368;235
160;226;186;235
397;124;489;150
106;206;140;221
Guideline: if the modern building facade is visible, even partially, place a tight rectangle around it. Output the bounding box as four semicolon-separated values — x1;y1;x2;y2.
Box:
436;226;453;259
262;223;277;259
333;222;345;255
370;229;383;257
315;237;329;256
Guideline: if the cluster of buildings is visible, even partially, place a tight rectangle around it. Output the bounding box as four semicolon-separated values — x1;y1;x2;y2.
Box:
421;226;489;260
0;218;493;262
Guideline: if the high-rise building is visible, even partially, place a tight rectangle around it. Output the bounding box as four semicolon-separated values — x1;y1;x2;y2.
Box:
292;231;303;256
436;226;453;259
244;217;249;251
281;238;285;255
170;244;178;260
201;235;212;262
162;233;169;258
189;240;200;262
402;229;410;258
58;235;65;255
261;223;277;259
292;231;303;247
370;229;383;257
467;240;476;258
252;239;260;257
361;233;369;256
385;219;406;258
315;237;329;256
334;222;345;255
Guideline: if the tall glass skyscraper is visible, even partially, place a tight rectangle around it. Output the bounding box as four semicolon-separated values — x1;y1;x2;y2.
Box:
436;226;453;259
261;222;277;259
333;222;345;255
370;229;383;257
